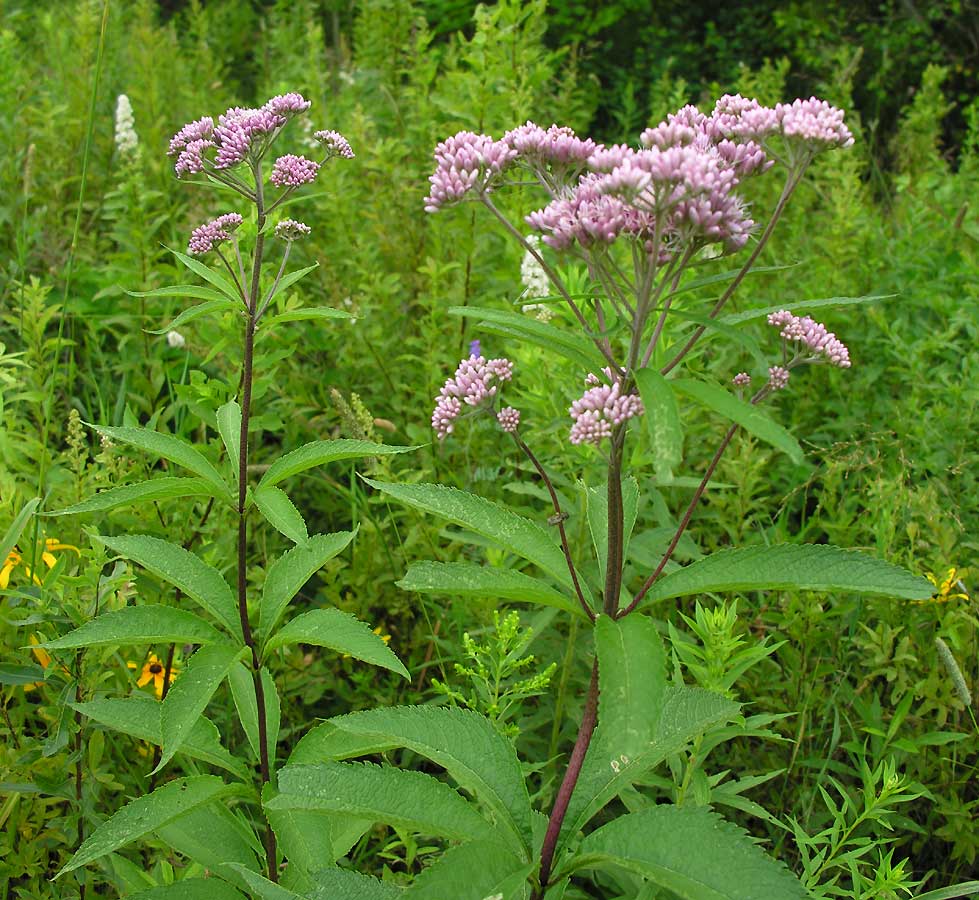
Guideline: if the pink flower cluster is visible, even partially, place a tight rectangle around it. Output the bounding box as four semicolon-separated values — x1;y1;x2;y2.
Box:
315;130;355;159
497;407;521;433
187;212;243;255
424;132;518;213
274;219;311;241
569;369;644;446
431;354;515;439
711;94;854;151
767;309;851;367
270;154;319;187
732;372;752;387
768;366;790;390
503;122;596;178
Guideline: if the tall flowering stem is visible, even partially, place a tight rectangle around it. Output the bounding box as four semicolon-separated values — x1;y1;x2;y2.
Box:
426;95;854;894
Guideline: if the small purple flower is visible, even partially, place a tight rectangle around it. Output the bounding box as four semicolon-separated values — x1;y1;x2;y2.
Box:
431;354;514;439
263;92;311;117
270;154;320;187
274;219;311;241
187;212;243;255
314;130;355;159
424;131;517;213
767;309;851;368
776;97;854;150
732;372;752;387
497;407;521;433
569;368;644;446
469;339;481;357
168;116;215;157
768;366;790;390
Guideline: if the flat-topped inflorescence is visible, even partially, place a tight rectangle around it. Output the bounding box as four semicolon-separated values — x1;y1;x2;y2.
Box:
569;369;644;446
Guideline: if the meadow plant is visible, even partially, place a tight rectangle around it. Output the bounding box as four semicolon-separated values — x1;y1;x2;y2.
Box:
358;95;936;896
36;92;416;896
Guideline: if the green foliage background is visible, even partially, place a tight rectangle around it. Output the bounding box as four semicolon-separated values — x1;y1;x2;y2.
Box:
1;0;977;896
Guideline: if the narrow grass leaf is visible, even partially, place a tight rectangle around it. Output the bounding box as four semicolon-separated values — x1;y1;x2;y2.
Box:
0;498;40;568
638;543;936;608
41;605;226;648
264;609;409;679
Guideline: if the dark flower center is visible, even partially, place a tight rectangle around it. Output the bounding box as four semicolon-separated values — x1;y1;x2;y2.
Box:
149;664;163;674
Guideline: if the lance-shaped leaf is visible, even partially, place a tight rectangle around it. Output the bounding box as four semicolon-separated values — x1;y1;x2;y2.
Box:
71;696;247;780
449;305;608;372
0;498;40;565
567;805;807;899
260;262;319;306
264;609;409;680
252;484;308;545
720;293;891;325
258;440;416;490
44;477;216;517
145;298;239;335
57;775;241;877
267;762;497;843
264;306;353;326
228;663;280;762
169;247;243;303
398;561;585;619
672;378;805;465
216;400;242;477
306;869;403;900
96;534;241;639
224;869;301;900
41;605;226;649
290;705;533;856
88;424;232;500
405;841;535;899
259;530;357;637
365;480;584;598
130;881;245;900
156;643;245;773
637;543;935;609
636;369;683;481
128;284;228;303
585;478;639;587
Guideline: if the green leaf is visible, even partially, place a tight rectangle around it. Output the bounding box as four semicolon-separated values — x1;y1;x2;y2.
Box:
259;531;357;638
145;299;239;335
96;534;241;639
264;609;409;679
127;284;228;303
562;686;739;843
224;869;301;900
397;561;584;619
365;480;585;599
568;805;807;898
0;664;46;686
44;477;216;517
216;400;242;477
671;263;798;298
672;378;805;465
170;247;243;303
638;543;936;608
305;869;402;900
267;762;497;843
289;705;533;857
228;663;279;763
154;803;261;890
449;305;607;372
261;262;319;305
405;841;534;899
57;775;241;876
252;484;309;545
130;880;246;900
157;644;245;773
71;696;247;780
258;440;416;489
264;306;354;326
0;498;40;569
89;424;232;499
636;369;683;481
913;882;979;900
585;478;638;589
720;293;892;325
41;605;226;649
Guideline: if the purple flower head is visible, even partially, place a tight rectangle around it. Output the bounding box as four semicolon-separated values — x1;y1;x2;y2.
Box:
768;366;790;390
424;131;518;213
187;212;243;255
469;339;481;357
213;106;286;169
431;354;514;439
732;372;752;387
263;92;311;118
776;97;854;150
270;154;320;187
274;219;311;241
497;407;521;433
588;143;636;172
314;130;355;159
504;122;596;186
569;368;644;446
767;309;851;368
174;139;216;177
168;116;215;157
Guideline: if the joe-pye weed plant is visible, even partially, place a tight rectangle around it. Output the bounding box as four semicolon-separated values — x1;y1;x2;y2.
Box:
342;98;938;897
35;93;417;897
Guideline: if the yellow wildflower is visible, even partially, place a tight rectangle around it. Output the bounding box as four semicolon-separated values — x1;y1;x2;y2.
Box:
1;538;80;589
342;626;391;659
23;634;70;692
925;568;970;603
127;653;179;699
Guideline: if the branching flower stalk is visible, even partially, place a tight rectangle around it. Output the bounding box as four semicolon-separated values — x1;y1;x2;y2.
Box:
426;98;855;894
168;92;354;883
